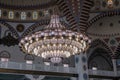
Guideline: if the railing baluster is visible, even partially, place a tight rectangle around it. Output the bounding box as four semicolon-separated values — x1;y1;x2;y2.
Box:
0;61;77;74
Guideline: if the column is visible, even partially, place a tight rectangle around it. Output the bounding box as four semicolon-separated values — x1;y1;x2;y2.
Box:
75;52;88;80
112;59;117;76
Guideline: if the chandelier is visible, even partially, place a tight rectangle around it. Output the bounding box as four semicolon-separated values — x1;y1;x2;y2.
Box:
19;14;90;63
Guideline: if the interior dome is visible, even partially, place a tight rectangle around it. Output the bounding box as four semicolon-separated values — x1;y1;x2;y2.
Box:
87;15;120;38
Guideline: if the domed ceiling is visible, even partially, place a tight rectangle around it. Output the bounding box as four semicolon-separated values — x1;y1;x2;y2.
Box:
0;0;91;32
91;0;120;12
87;14;120;38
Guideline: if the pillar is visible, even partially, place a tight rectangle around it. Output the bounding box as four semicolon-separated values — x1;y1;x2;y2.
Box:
75;52;88;80
112;59;117;76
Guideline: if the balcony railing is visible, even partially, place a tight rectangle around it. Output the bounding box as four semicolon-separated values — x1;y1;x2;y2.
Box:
0;61;77;74
117;71;120;76
88;69;115;77
1;61;120;77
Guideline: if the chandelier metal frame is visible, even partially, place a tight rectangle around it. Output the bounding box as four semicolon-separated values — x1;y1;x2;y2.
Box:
19;14;90;63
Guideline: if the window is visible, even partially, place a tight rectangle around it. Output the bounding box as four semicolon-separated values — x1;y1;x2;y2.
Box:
0;51;10;62
21;12;26;20
26;60;33;64
33;11;38;20
8;11;14;19
44;62;50;66
1;58;9;62
63;64;69;67
92;67;97;70
24;54;34;64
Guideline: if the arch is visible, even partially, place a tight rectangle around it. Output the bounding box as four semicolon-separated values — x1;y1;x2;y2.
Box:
88;48;113;70
0;50;11;58
0;20;19;38
87;39;113;58
24;54;34;61
115;43;120;58
87;11;120;31
4;30;13;36
21;19;70;38
21;19;50;38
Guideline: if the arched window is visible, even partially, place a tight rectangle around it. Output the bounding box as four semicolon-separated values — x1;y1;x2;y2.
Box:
63;64;69;67
24;54;34;64
44;62;50;66
8;11;14;19
33;11;38;20
21;12;26;20
91;62;98;70
0;51;10;62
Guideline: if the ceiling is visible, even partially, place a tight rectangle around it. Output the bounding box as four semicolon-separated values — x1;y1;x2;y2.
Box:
0;0;55;9
0;0;97;33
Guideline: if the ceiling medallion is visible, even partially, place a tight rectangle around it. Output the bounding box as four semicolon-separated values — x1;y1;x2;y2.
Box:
19;14;90;63
107;0;113;8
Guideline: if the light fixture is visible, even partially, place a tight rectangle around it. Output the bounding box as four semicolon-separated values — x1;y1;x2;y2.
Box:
19;14;90;63
107;0;113;8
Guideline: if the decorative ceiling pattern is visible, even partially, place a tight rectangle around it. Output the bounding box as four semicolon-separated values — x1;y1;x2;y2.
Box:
88;48;113;70
0;20;19;38
91;0;120;12
57;0;93;33
76;0;93;32
0;0;51;6
89;39;113;56
0;7;53;22
0;0;56;10
0;0;93;33
87;11;120;38
86;11;120;58
57;0;78;31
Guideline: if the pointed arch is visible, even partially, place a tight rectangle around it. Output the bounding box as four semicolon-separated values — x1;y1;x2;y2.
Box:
21;19;49;38
115;43;120;58
87;39;113;70
88;48;113;70
21;19;70;38
87;11;120;32
87;39;113;58
0;20;19;38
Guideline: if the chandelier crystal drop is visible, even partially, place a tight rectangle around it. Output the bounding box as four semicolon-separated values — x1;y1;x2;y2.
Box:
19;15;90;63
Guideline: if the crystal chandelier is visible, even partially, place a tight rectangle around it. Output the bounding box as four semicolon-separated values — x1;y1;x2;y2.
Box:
19;14;90;63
